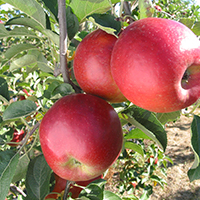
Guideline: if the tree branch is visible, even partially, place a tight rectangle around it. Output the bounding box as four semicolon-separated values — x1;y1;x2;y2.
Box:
58;0;69;83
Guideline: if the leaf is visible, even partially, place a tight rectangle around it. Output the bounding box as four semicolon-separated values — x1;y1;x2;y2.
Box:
70;0;111;23
192;21;200;36
156;111;181;124
43;81;61;99
179;18;195;29
0;150;19;200
89;13;121;34
4;43;38;64
138;0;154;19
6;17;44;32
12;153;30;183
188;115;200;182
124;141;144;157
140;185;153;200
2;100;37;120
10;54;37;71
10;49;54;73
103;190;122;200
190;115;200;168
0;24;37;39
125;128;151;140
3;0;46;28
120;105;167;151
25;154;52;200
0;77;10;101
41;0;58;21
52;83;75;97
79;179;106;199
42;29;59;46
66;6;79;40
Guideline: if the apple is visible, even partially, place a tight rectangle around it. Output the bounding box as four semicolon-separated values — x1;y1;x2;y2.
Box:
73;29;126;103
8;129;25;147
111;17;200;113
39;93;123;181
45;173;103;199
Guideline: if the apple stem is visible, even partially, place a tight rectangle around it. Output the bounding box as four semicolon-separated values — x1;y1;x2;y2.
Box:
57;0;70;84
63;180;74;200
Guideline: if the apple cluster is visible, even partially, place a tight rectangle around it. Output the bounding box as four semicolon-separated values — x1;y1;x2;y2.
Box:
40;17;200;199
74;17;200;113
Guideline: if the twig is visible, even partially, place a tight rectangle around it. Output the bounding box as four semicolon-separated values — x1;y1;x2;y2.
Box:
58;0;69;83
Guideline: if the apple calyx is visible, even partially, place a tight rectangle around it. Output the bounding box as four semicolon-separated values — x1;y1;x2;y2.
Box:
181;65;200;89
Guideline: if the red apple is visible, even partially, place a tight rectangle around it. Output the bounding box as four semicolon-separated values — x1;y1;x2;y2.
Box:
8;129;25;147
39;93;123;181
111;17;200;113
73;29;126;103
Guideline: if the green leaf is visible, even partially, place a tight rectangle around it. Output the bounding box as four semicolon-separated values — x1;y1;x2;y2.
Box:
0;150;19;200
190;115;200;168
79;179;106;199
42;29;59;46
156;111;181;124
41;0;58;21
6;17;44;32
3;0;46;28
188;164;200;182
10;49;54;73
179;18;195;29
192;21;200;36
0;77;10;101
103;190;122;200
25;154;52;200
3;100;37;120
124;141;144;157
150;175;167;188
52;83;75;97
140;185;153;200
70;0;111;23
125;128;151;140
3;43;38;68
10;54;37;71
0;24;37;39
138;0;154;19
12;153;30;183
66;6;79;40
120;105;167;151
89;13;121;34
188;115;200;182
43;81;61;99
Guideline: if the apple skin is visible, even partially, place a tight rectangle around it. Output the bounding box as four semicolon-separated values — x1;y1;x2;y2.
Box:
111;17;200;113
73;29;126;103
39;93;123;181
45;173;103;199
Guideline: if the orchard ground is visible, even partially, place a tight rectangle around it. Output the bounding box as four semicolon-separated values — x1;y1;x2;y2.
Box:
105;107;200;200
